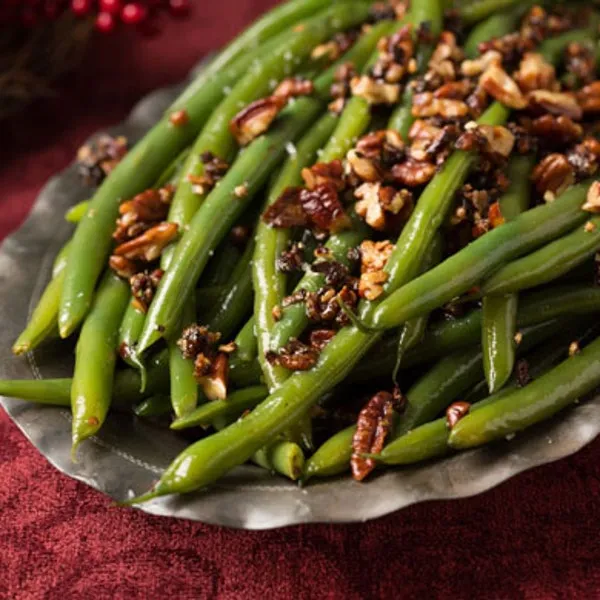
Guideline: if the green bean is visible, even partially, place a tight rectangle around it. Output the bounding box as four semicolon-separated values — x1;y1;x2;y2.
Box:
460;0;523;25
195;285;225;314
65;201;89;224
449;333;600;449
482;294;519;393
117;303;146;370
12;241;72;355
71;271;130;454
305;319;561;480
254;112;339;390
136;96;328;354
481;155;534;393
378;326;595;464
481;216;600;296
369;180;595;330
58;2;355;339
170;385;268;430
0;350;169;407
206;237;255;340
198;244;242;288
253;441;305;481
161;3;372;271
392;234;444;380
133;395;172;418
233;319;259;363
168;297;200;418
269;213;369;352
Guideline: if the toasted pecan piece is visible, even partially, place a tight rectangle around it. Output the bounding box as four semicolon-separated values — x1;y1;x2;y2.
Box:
113;222;179;262
531;153;575;196
480;63;527;109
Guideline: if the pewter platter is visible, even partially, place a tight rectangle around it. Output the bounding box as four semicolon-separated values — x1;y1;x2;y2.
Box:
1;60;599;529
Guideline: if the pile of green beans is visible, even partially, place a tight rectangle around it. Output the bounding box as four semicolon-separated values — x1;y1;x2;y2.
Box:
3;0;600;504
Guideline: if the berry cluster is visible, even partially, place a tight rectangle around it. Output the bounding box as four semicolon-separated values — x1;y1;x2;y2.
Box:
1;0;190;34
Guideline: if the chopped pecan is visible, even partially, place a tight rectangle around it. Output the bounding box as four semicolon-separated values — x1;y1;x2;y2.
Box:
412;92;469;118
130;268;163;313
273;77;314;100
311;31;358;62
262;187;308;228
276;241;306;274
355;182;412;231
531;153;575;196
196;352;229;401
187;151;230;195
429;31;463;70
230;95;286;146
266;338;319;371
358;239;393;301
583;181;600;213
301;160;345;190
299;184;351;233
568;137;600;179
507;122;537;154
177;324;221;360
530;114;583;147
446;401;471;430
433;79;473;100
576;81;600;113
350;75;400;105
355;130;405;166
480;64;527;109
346;149;383;182
113;222;179;262
516;358;532;387
109;256;138;279
488;202;505;228
311;259;351;288
329;62;356;113
477;124;515;158
305;285;358;326
564;42;596;88
460;50;502;78
76;134;128;186
465;85;489;119
528;90;583;120
514;52;556;93
309;329;336;352
351;391;396;481
390;159;436;187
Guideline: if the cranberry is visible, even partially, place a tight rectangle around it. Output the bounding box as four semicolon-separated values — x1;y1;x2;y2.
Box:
121;2;147;25
169;0;190;18
71;0;92;17
96;11;116;33
99;0;121;15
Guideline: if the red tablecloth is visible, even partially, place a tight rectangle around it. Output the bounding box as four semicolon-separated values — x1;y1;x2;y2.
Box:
1;3;599;598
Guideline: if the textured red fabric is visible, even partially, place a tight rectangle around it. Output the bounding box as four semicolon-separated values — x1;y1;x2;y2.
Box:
1;3;600;598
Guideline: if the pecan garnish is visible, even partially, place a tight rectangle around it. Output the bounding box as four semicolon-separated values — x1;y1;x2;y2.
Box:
76;134;128;186
130;268;164;313
460;50;502;78
263;184;350;233
531;153;575;196
350;75;400;105
354;182;413;231
355;129;405;165
346;149;383;182
109;256;138;279
412;92;469;118
273;77;314;100
329;62;356;114
304;285;358;326
276;241;306;274
177;324;228;399
351;391;396;481
230;96;286;146
113;222;179;262
564;42;596;89
529;115;583;147
311;31;358;62
358;239;393;301
390;159;436;187
583;181;600;213
187;152;230;196
309;329;336;352
567;137;600;179
301;160;345;190
514;52;556;93
266;338;319;371
527;90;583;120
446;401;471;430
456;123;515;158
480;64;527;109
576;81;600;113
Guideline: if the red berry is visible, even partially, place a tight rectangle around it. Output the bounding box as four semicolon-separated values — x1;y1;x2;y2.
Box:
71;0;92;17
168;0;190;18
96;11;116;32
121;2;147;25
99;0;121;15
